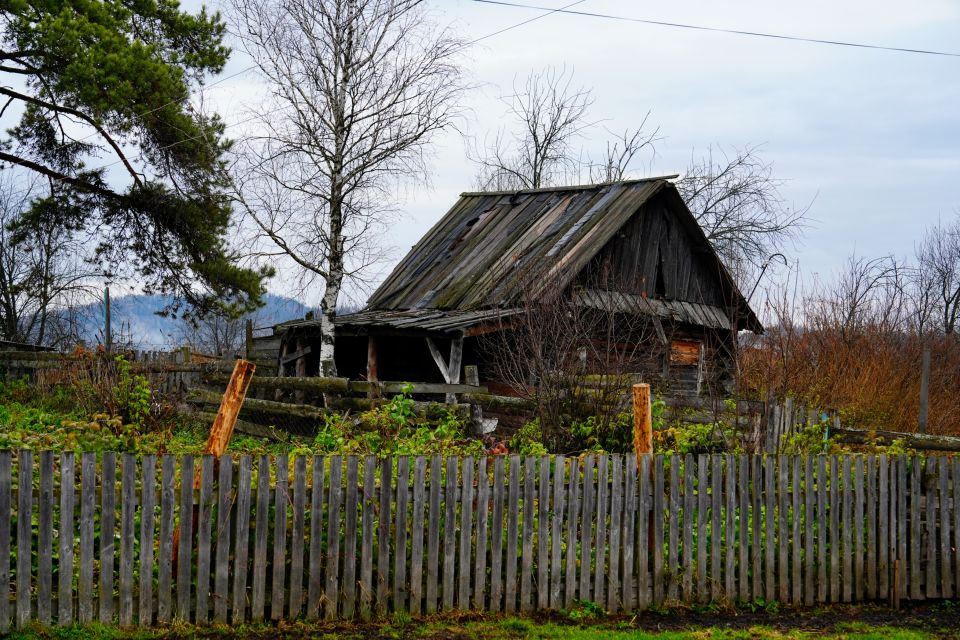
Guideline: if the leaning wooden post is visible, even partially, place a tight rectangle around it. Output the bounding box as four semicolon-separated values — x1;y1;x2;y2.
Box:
202;358;257;461
633;383;653;467
172;358;256;569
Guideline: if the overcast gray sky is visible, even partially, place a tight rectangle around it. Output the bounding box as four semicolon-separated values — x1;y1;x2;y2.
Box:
204;0;960;307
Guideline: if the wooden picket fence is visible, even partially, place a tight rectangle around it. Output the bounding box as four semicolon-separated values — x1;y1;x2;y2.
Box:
0;451;958;630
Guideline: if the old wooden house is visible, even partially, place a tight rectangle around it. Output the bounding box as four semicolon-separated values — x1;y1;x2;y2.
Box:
269;177;762;397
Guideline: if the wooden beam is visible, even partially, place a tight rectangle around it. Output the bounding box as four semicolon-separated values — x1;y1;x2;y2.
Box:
280;346;311;366
633;383;653;467
831;426;960;453
201;359;256;460
425;337;451;383
366;337;378;382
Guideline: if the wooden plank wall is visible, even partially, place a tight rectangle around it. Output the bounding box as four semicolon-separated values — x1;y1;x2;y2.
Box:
0;452;956;630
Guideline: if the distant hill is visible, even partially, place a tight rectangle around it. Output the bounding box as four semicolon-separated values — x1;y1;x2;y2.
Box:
71;294;313;348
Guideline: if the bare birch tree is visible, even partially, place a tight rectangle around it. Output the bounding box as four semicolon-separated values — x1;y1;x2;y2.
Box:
231;0;466;375
474;66;658;190
913;215;960;335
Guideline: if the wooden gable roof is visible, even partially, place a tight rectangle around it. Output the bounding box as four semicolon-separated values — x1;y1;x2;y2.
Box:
352;177;761;332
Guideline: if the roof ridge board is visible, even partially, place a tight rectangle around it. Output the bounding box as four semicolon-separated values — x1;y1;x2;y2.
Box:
458;175;679;198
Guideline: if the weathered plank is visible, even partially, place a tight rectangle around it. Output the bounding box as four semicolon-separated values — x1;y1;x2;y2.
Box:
307;456;325;620
682;454;695;601
520;456;536;612
394;456;410;613
458;456;474;610
537;456;550;611
491;456;506;611
940;456;952;599
777;455;788;604
176;455;195;622
426;455;442;614
99;451;116;624
505;455;520;613
829;456;839;603
443;456;459;611
608;455;623;612
854;456;865;602
325;456;342;620
232;456;253;624
621;456;637;611
803;455;814;606
213;456;234;623
752;456;763;601
251;455;271;621
866;455;877;601
17;450;33;628
791;456;801;604
910;458;922;600
954;458;960;603
593;455;609;609
841;457;853;603
739;456;750;603
764;455;776;603
878;455;889;601
667;456;679;603
652;455;665;604
376;457;392;617
288;457;306;619
359;456;376;620
563;457;580;609
636;455;651;610
156;456;175;624
196;456;215;624
475;457;490;611
697;454;709;601
36;451;53;626
118;453;136;626
727;454;737;600
712;454;723;602
926;457;938;598
410;457;427;616
0;452;10;633
341;456;358;619
59;452;76;626
816;455;827;604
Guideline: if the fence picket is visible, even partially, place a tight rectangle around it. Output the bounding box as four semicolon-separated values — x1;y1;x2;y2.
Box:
426;456;442;614
608;455;623;612
458;456;474;611
697;455;708;601
443;456;459;611
683;454;695;601
739;456;750;603
563;457;579;609
99;451;116;624
667;456;679;603
475;457;490;611
376;457;392;617
829;456;839;603
324;456;342;620
410;457;427;616
156;456;175;623
175;455;195;622
537;457;550;611
214;456;235;624
505;456;520;613
394;456;410;613
233;456;253;624
621;456;636;611
592;455;608;609
636;455;650;609
764;455;776;603
36;451;52;626
196;456;214;624
550;456;565;610
910;459;922;599
866;456;877;601
804;455;814;606
360;456;376;620
251;455;270;621
854;457;865;602
727;455;737;599
119;454;136;626
59;453;76;626
0;452;10;633
713;454;724;602
940;457;952;599
491;457;506;612
17;450;33;628
289;457;306;619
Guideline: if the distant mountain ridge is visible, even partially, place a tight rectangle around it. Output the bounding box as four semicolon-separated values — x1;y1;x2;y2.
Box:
73;293;313;348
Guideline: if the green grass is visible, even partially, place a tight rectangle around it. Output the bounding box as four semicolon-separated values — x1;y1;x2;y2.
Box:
2;616;955;640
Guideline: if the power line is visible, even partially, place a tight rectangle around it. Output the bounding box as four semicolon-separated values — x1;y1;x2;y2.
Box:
468;0;587;44
473;0;960;58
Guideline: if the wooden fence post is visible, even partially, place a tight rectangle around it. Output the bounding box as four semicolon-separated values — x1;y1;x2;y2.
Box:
633;383;652;468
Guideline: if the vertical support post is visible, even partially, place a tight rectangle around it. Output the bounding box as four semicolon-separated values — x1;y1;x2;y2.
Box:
245;319;255;360
366;336;379;400
464;365;479;387
633;383;653;468
919;346;930;434
104;285;112;353
204;359;257;460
